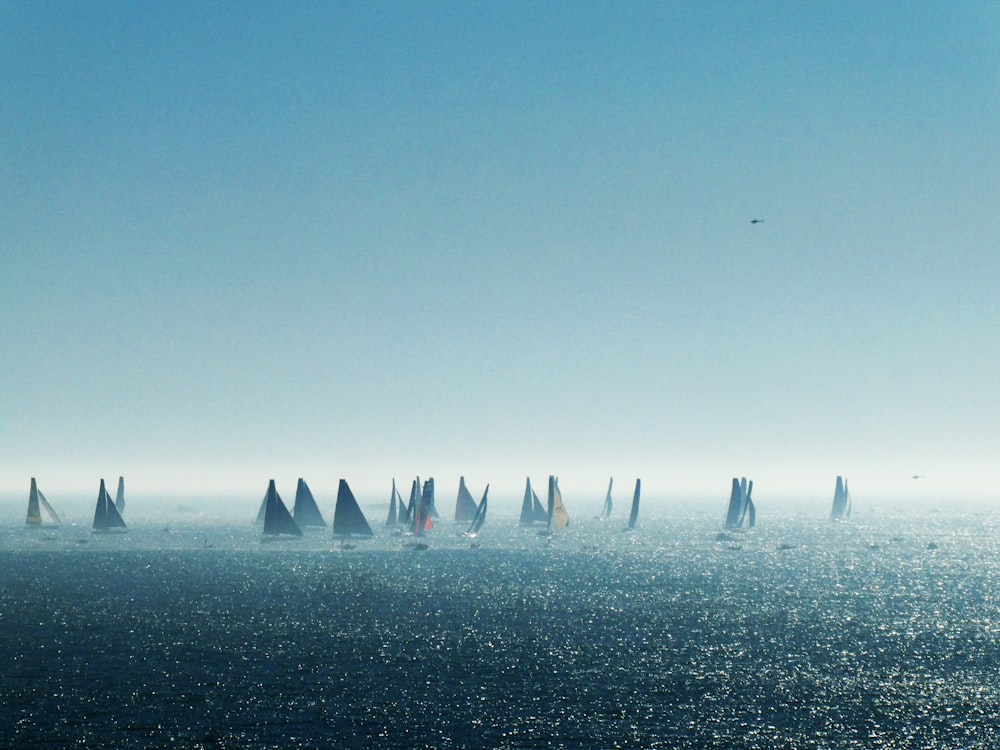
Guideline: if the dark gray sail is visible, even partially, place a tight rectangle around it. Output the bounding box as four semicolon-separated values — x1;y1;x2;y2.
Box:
627;478;641;531
332;479;374;537
454;476;478;523
400;478;419;526
93;478;127;531
465;485;489;536
262;479;303;537
292;478;327;528
385;478;400;527
115;476;125;514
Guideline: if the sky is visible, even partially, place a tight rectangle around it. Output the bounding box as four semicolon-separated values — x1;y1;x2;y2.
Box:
2;1;998;507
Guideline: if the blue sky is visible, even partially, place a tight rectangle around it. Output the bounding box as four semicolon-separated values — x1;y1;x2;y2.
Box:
2;1;998;506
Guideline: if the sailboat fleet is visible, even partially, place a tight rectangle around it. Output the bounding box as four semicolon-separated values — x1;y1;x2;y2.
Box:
17;473;863;541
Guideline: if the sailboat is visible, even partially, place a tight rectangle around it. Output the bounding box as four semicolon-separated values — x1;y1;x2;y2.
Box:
830;476;851;520
453;476;479;523
626;478;641;531
385;478;403;527
292;478;327;528
413;478;434;536
460;485;489;539
723;476;756;529
519;477;549;525
332;479;374;539
25;477;61;527
114;476;125;514
539;475;569;536
92;478;127;532
261;479;303;538
596;477;613;520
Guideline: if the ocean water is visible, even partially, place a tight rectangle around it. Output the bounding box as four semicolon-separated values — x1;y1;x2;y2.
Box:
2;505;1000;749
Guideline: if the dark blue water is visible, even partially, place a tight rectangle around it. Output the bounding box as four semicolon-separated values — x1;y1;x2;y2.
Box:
3;511;1000;748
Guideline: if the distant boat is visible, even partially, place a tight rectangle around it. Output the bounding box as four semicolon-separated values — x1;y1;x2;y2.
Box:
519;477;549;525
385;478;403;527
626;478;641;531
114;476;125;514
93;478;127;532
292;478;327;528
332;479;374;538
400;478;420;527
454;476;479;523
462;485;489;538
830;476;851;520
596;477;613;520
414;478;434;537
540;475;569;536
25;477;61;527
724;477;756;529
261;479;303;537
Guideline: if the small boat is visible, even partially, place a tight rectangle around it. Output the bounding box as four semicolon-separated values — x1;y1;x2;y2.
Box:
724;477;755;529
626;478;641;531
292;478;327;528
596;477;613;520
114;476;125;515
519;477;549;526
332;479;375;539
830;476;851;520
385;478;403;527
461;485;489;539
453;476;479;523
261;479;303;538
25;477;61;527
92;478;127;532
538;475;569;536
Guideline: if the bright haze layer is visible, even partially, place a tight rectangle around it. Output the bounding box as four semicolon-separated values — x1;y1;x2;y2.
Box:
2;2;998;506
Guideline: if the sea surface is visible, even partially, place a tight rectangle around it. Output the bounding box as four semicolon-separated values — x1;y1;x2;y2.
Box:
3;502;1000;748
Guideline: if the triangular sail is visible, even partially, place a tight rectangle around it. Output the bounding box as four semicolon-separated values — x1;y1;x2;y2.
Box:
519;477;535;525
830;475;850;520
465;485;489;536
292;478;327;527
26;477;42;525
740;480;754;527
255;490;267;522
93;478;127;531
599;477;613;519
547;475;569;532
627;478;641;531
386;478;400;527
401;478;419;526
724;477;744;527
414;479;434;536
454;476;479;523
531;489;547;522
332;479;374;537
115;476;125;514
262;479;303;537
37;486;61;526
